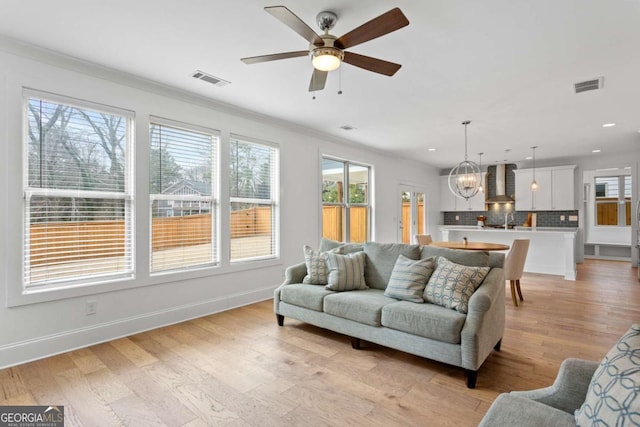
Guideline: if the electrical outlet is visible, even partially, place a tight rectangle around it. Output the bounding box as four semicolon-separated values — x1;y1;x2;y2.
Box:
560;215;565;221
85;300;97;315
569;215;578;221
455;215;460;221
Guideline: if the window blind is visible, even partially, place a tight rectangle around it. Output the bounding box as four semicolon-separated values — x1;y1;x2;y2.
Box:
150;119;219;272
229;136;279;261
24;94;133;287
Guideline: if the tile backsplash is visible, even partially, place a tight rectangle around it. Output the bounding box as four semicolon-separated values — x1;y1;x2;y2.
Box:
443;205;579;228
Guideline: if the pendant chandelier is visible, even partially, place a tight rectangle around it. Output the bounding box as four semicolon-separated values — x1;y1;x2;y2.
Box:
530;146;539;191
478;152;484;193
448;121;481;200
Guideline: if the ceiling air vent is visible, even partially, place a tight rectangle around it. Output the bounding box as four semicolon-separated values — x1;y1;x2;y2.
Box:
574;77;603;94
191;70;230;87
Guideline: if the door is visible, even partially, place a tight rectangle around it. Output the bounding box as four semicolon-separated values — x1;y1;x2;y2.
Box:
399;186;427;243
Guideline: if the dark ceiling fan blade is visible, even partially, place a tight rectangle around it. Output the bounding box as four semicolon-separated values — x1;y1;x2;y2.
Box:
335;8;409;50
309;69;328;92
265;6;323;46
241;50;309;64
343;51;402;76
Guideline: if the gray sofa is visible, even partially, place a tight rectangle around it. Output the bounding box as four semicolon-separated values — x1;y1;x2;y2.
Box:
273;240;506;388
479;358;599;426
480;324;640;426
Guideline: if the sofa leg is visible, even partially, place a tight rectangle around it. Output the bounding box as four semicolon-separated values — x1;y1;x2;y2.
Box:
494;339;502;351
276;314;284;326
465;370;478;389
351;337;361;350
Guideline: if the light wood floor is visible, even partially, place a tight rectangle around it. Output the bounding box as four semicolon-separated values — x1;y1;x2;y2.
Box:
1;259;638;426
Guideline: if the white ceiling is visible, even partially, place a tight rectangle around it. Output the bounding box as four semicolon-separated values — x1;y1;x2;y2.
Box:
1;0;639;169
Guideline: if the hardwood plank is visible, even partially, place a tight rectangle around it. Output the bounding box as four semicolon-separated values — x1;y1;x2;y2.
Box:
0;259;636;426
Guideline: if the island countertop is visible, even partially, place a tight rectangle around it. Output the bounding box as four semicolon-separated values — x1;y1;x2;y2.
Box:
439;226;578;233
438;226;579;280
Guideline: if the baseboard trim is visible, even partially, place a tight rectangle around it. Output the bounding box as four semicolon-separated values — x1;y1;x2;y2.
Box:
0;286;275;369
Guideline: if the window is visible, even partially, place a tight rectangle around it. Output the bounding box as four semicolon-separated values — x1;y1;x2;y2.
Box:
149;118;219;272
24;91;133;288
322;157;371;242
229;136;279;261
595;174;632;226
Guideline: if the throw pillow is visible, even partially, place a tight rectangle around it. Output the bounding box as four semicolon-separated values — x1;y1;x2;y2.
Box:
575;324;640;426
325;251;367;291
384;255;436;303
302;245;343;285
423;257;490;313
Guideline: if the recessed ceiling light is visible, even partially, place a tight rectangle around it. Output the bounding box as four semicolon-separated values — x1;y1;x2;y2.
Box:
428;148;436;152
592;149;601;153
602;123;616;128
525;156;533;160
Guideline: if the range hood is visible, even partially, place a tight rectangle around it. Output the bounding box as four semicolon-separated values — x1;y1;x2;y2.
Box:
486;163;515;203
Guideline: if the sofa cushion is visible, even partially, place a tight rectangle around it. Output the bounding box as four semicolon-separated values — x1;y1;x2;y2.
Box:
424;257;490;314
326;251;367;291
381;301;466;344
302;245;343;285
280;284;336;312
575;324;640;426
364;242;421;290
318;238;364;254
420;246;489;267
383;255;436;303
479;394;576;427
324;289;397;326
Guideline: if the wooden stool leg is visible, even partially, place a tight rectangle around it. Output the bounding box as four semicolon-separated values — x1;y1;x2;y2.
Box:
516;279;524;301
510;280;518;306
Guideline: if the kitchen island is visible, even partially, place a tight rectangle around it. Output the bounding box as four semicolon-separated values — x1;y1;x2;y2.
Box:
439;226;579;280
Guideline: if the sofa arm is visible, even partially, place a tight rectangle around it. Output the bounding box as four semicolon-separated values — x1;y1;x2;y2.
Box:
283;262;307;284
510;358;599;414
460;268;506;371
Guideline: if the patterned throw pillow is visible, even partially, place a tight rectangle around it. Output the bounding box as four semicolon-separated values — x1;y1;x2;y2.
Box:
423;257;490;313
325;251;367;291
384;255;436;303
302;245;342;285
575;324;640;426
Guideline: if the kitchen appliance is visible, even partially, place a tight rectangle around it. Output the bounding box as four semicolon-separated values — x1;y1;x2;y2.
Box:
486;164;515;203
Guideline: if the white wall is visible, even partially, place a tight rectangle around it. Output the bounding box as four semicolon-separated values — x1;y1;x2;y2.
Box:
0;42;441;368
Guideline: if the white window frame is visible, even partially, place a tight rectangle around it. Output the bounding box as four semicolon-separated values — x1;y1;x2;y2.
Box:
229;134;280;263
321;156;372;243
149;116;220;274
22;89;135;292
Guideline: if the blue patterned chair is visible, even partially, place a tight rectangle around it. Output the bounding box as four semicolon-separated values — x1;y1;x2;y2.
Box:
479;324;640;426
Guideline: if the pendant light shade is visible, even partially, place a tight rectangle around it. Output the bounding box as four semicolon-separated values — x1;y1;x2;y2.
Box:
530;146;539;191
448;121;481;200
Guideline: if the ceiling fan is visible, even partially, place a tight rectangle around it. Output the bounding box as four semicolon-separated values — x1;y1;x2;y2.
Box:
241;6;410;92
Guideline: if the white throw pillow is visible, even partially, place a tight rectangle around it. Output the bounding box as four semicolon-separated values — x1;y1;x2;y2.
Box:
423;257;489;313
575;324;640;426
325;251;367;291
384;255;436;303
302;245;342;285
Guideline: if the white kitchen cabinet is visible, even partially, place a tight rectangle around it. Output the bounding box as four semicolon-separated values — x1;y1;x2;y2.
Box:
551;167;575;210
514;166;575;211
439;173;486;211
439;176;457;211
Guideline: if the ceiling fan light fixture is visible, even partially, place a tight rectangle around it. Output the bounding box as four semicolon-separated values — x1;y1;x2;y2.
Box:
311;46;343;71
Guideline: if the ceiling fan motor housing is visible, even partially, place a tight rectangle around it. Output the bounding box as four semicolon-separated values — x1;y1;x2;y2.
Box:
316;11;337;31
